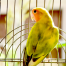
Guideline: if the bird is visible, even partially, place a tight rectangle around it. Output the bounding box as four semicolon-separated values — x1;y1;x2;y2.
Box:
23;7;59;66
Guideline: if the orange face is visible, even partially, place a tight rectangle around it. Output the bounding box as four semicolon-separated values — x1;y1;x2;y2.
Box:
31;9;41;22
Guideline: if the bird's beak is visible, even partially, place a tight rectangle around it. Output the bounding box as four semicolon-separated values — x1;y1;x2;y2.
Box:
31;13;35;21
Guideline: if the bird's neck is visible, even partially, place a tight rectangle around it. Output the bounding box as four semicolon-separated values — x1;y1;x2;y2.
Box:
37;18;53;28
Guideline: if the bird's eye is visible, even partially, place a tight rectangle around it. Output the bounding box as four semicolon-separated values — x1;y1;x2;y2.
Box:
34;10;37;13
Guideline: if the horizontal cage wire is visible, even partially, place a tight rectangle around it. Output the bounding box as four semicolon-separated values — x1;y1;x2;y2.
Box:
0;0;66;66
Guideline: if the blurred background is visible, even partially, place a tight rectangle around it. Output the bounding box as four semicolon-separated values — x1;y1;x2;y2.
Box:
0;0;66;66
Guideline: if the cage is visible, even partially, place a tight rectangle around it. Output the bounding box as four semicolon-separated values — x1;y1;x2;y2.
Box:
0;0;66;66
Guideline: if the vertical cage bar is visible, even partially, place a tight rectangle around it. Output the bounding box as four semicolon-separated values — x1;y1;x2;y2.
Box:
12;0;16;61
57;0;61;65
50;0;54;66
65;41;66;62
43;60;45;66
64;0;66;62
0;0;1;16
20;0;23;66
13;0;16;66
5;0;8;66
43;1;45;66
43;0;45;65
44;0;45;8
59;0;61;31
65;42;66;62
36;0;37;7
50;53;52;66
52;0;54;18
28;0;31;34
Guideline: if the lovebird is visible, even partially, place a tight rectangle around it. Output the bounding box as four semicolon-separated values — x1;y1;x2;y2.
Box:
23;7;59;66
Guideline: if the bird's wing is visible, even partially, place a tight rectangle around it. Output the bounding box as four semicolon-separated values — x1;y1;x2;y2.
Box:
26;23;40;56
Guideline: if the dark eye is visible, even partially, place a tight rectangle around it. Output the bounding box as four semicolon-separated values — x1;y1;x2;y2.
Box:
34;10;37;13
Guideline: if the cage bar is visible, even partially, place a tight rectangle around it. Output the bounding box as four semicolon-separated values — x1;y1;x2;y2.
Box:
52;0;54;18
5;0;8;66
44;0;45;8
0;0;1;16
36;0;37;7
20;0;23;66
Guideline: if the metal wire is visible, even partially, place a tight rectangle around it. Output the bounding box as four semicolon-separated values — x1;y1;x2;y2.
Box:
20;0;23;66
0;27;32;55
43;2;45;64
44;0;45;8
0;0;1;16
57;0;61;64
5;0;8;66
28;0;31;34
0;22;34;43
36;0;37;7
0;58;65;62
52;0;54;18
12;0;16;62
49;1;54;66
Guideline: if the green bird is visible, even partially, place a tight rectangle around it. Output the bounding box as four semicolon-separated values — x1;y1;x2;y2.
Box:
23;7;59;66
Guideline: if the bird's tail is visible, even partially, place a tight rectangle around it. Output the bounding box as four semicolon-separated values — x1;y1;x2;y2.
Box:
23;47;32;66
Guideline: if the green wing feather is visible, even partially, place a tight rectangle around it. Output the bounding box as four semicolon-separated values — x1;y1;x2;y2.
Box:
26;23;39;56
